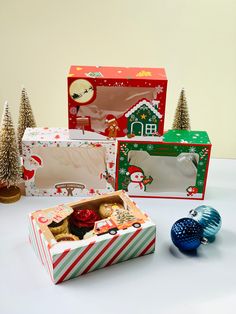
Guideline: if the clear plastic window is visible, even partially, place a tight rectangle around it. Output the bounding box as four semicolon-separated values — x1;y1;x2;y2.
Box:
128;150;199;193
78;86;157;132
31;146;107;189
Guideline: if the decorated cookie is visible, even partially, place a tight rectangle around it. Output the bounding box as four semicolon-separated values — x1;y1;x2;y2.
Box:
99;202;124;218
48;219;68;235
55;233;79;242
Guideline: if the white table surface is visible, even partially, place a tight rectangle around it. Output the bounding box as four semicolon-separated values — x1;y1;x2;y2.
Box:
0;158;236;314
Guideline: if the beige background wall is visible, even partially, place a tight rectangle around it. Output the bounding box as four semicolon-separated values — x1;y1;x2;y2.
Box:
0;0;235;158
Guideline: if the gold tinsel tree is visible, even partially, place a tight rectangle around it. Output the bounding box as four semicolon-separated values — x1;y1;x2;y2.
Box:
0;102;22;187
17;88;36;154
172;89;191;130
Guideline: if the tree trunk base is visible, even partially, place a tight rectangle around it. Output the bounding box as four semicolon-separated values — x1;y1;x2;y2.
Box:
0;186;21;203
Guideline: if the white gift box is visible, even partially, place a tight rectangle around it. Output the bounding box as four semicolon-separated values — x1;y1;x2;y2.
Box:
22;128;116;196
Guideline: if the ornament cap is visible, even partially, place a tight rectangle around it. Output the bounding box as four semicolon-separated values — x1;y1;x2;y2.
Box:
201;237;208;245
189;209;197;217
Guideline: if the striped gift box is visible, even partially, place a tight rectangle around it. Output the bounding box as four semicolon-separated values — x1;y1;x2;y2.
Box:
28;192;156;284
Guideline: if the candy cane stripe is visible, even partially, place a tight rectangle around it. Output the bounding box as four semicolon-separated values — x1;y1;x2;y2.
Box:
119;227;156;262
54;249;82;280
105;229;142;267
29;216;40;260
47;244;53;264
30;217;44;265
57;242;95;283
129;231;156;259
53;249;71;269
28;217;39;260
68;241;106;279
81;235;119;275
144;242;156;255
93;233;132;270
139;238;156;256
39;230;53;282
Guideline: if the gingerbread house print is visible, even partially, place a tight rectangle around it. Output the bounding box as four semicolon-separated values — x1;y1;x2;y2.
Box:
124;99;162;136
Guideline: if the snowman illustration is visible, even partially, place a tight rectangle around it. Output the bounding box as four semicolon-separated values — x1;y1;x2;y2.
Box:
23;155;43;181
126;165;153;193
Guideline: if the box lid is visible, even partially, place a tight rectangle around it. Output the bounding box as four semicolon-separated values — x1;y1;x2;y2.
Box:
68;65;167;81
22;127;115;143
163;130;211;145
22;128;70;142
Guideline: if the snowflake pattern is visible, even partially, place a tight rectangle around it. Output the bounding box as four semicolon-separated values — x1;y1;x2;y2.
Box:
119;168;126;175
189;147;196;153
133;143;139;148
147;144;154;151
120;156;125;161
153;85;163;97
198;180;204;186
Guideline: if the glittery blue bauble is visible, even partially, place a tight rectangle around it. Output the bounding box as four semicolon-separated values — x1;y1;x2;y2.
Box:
171;218;204;251
189;205;222;239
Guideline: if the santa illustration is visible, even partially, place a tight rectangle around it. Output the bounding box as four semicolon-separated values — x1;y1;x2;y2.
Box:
23;155;43;181
186;186;198;197
127;165;153;193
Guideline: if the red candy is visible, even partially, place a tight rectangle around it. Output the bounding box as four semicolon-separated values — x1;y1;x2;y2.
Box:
70;209;101;228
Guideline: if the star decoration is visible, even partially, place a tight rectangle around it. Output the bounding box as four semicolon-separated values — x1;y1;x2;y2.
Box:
136;70;152;77
141;114;147;119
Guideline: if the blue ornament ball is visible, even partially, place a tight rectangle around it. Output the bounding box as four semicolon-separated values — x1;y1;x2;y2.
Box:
171;218;205;251
189;205;222;239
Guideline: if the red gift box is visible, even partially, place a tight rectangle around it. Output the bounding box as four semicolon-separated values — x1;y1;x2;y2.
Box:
68;65;167;140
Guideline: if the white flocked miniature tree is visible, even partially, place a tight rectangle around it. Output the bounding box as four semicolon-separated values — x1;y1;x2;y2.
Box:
17;88;36;154
172;89;191;130
0;101;22;187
